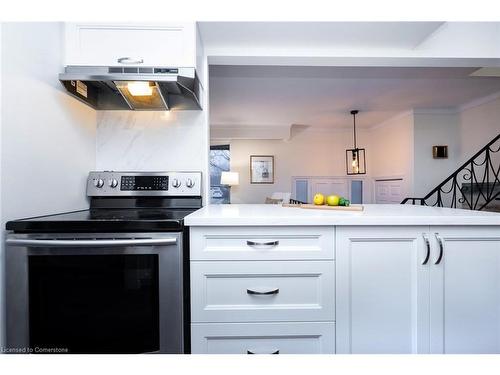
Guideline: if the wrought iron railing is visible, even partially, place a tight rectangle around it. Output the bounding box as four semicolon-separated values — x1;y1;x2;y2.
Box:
289;198;306;205
401;133;500;210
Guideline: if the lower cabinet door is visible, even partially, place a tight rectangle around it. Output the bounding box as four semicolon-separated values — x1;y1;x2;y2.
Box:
430;226;500;354
336;226;431;354
191;322;335;354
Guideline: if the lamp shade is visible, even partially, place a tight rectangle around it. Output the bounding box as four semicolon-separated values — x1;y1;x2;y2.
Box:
221;171;239;186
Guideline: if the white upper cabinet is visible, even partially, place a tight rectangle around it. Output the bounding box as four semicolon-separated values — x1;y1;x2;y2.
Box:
64;22;197;67
429;226;500;354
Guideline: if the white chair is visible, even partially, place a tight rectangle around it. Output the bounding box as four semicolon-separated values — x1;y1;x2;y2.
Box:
270;192;291;204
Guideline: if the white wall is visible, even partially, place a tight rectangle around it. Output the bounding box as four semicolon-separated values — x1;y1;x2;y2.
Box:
459;95;500;161
413;112;461;196
458;96;500;200
368;99;500;200
225;127;370;204
368;112;414;198
0;22;97;346
368;106;500;200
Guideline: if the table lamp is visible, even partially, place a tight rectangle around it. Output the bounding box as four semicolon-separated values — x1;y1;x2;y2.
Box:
220;172;239;204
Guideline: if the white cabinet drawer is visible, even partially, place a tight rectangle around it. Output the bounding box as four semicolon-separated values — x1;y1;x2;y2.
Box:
191;322;335;354
190;226;334;260
191;261;335;322
64;22;196;66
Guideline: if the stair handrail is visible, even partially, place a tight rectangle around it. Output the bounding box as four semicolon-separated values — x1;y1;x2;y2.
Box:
401;132;500;209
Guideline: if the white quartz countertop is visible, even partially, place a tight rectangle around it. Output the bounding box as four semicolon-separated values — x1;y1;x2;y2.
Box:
184;204;500;226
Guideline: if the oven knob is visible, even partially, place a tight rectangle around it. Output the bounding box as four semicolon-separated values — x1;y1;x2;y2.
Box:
108;179;118;188
94;178;104;188
172;178;181;188
186;178;195;188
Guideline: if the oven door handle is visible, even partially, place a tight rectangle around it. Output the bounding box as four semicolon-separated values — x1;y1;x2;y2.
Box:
6;237;177;248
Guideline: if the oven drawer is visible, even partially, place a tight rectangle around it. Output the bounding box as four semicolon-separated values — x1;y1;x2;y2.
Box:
191;261;335;323
191;322;335;354
190;226;334;261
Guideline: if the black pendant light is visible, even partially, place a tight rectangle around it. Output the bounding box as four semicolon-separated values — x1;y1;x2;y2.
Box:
346;110;366;175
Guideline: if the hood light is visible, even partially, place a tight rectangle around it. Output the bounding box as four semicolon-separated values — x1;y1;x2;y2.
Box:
127;82;153;96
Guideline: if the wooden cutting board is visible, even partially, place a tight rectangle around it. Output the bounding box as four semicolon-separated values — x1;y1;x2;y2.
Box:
283;203;364;211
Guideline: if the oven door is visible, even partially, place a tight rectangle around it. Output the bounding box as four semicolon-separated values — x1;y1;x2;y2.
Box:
5;232;183;354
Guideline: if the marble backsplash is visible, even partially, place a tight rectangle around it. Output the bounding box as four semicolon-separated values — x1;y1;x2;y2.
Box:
96;110;207;172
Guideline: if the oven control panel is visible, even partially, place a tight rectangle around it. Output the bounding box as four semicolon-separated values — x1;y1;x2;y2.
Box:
120;176;169;191
87;171;202;197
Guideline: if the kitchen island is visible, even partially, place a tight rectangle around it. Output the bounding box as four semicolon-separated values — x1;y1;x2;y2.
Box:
185;204;500;354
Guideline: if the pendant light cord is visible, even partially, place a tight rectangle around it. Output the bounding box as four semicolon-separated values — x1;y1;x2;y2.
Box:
353;112;357;149
351;110;359;149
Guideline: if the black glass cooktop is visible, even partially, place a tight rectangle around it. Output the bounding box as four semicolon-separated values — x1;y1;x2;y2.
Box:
6;208;198;233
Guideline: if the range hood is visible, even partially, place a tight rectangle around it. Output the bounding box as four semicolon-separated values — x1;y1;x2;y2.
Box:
59;66;202;111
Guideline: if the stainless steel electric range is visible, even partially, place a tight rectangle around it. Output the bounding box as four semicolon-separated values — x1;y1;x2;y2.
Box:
5;171;202;354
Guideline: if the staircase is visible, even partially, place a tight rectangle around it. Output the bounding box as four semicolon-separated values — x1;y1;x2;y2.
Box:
401;133;500;212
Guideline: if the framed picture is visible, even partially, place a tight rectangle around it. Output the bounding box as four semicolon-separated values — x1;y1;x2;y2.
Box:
250;155;274;184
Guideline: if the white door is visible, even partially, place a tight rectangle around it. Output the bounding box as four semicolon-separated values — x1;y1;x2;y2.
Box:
309;179;348;202
374;179;404;204
293;179;309;203
430;226;500;353
336;226;431;353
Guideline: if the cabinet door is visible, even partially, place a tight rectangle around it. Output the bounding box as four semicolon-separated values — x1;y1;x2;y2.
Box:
430;226;500;354
64;22;196;66
336;226;431;353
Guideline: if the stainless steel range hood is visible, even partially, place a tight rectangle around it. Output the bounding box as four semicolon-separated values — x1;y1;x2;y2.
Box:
59;66;202;111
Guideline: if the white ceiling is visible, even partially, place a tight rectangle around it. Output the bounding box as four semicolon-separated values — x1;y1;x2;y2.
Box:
209;65;500;129
199;22;444;50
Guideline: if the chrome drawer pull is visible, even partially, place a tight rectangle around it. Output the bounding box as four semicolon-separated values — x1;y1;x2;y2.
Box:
246;240;279;248
247;349;280;354
246;288;279;295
